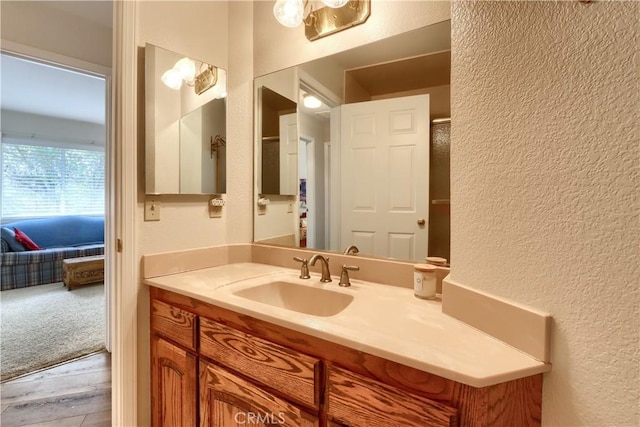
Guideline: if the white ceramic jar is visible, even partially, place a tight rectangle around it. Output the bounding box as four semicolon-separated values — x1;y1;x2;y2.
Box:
413;263;437;299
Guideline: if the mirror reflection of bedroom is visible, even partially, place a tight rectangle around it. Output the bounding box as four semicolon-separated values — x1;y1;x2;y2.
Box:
0;2;112;422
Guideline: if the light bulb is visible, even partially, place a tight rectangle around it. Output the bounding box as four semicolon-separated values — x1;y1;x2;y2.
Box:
321;0;349;8
273;0;304;28
303;95;322;109
174;57;196;83
161;69;182;90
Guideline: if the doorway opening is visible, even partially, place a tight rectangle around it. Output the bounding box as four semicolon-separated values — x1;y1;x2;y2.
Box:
298;81;334;251
0;51;111;381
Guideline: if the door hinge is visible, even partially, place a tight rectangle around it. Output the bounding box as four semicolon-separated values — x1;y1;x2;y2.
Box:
117;238;123;252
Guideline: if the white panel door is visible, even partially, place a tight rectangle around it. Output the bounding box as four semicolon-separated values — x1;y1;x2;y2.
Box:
279;113;298;195
341;95;429;261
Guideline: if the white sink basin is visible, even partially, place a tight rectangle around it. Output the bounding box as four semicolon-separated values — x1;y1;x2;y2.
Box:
233;280;353;317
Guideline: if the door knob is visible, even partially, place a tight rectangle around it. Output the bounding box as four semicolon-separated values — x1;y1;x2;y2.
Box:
417;218;426;226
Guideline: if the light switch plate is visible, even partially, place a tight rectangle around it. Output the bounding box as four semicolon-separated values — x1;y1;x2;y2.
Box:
144;196;161;221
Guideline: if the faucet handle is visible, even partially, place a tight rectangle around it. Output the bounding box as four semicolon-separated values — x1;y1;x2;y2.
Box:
339;265;360;287
293;256;310;279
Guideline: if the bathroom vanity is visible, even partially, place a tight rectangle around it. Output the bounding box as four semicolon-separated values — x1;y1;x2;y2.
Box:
146;262;547;427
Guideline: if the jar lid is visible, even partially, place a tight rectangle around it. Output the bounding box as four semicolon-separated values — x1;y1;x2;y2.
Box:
425;256;447;266
413;263;436;272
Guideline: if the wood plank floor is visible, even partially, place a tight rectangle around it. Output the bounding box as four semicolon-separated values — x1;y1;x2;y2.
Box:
1;352;111;426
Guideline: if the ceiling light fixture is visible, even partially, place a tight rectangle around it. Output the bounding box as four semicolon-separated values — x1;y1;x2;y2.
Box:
303;94;322;109
273;0;370;41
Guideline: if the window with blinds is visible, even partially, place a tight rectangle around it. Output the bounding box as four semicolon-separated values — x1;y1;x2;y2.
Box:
1;140;105;218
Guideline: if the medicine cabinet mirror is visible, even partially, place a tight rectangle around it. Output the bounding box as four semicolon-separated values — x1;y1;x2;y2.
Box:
253;21;452;263
145;43;227;195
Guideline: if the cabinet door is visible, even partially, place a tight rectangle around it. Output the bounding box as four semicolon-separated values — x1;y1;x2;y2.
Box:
151;336;197;427
200;361;318;427
326;364;457;427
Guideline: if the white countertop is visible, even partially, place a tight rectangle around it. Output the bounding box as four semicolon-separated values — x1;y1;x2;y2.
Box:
145;262;550;388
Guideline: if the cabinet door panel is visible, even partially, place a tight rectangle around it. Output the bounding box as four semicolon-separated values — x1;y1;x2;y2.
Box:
151;336;197;427
327;364;457;427
200;361;319;427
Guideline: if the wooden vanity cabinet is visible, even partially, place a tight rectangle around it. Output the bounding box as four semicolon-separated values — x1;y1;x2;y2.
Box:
150;287;543;427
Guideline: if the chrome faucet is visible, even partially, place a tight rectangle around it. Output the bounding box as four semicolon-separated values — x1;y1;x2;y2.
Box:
343;245;359;255
309;254;332;282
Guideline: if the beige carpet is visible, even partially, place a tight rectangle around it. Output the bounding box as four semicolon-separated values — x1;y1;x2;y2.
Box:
0;282;105;382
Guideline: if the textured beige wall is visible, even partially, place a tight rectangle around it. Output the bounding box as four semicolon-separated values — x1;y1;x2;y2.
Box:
450;2;639;425
226;2;255;245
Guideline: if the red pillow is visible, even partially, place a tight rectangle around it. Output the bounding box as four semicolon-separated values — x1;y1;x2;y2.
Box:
13;228;41;251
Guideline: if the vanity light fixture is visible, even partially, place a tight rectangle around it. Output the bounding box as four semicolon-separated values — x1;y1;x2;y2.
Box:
161;57;219;96
273;0;370;41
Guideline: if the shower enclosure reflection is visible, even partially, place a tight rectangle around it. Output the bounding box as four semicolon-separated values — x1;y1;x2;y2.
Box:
259;86;298;196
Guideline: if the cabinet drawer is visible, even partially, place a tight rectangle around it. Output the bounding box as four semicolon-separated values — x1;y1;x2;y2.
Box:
326;364;458;427
151;300;197;351
200;318;320;409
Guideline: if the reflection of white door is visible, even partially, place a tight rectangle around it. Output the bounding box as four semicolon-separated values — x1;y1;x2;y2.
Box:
341;95;429;261
279;113;298;195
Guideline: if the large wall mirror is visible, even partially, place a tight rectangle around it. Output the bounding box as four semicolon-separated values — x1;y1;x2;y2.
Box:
145;43;227;195
254;21;451;263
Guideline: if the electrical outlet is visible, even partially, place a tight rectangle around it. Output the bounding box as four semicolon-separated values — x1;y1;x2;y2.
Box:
287;202;293;213
144;196;161;221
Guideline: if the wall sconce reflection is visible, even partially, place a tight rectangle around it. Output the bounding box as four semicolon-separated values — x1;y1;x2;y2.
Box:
161;57;222;96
